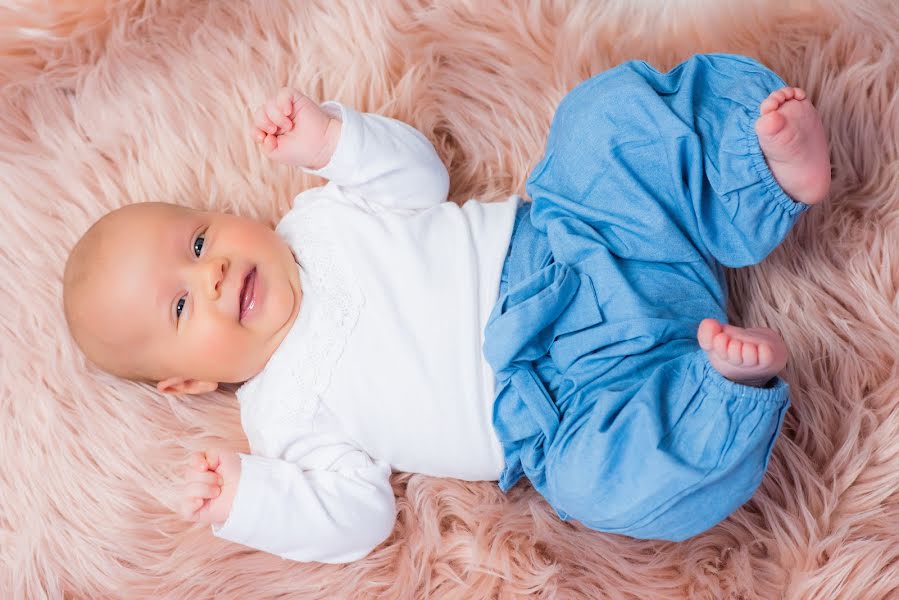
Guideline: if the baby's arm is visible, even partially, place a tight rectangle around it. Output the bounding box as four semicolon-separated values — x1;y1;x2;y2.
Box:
254;89;450;211
180;434;395;564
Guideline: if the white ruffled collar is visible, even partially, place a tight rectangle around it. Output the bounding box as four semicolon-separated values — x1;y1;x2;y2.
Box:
237;199;365;413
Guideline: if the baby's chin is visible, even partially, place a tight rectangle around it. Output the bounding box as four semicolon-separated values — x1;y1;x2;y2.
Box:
202;358;269;387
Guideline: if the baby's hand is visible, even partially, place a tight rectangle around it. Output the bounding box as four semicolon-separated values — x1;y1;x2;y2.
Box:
252;87;341;170
178;449;241;527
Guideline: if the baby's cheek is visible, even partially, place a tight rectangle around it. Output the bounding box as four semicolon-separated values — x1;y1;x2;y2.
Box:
233;219;274;250
191;320;248;370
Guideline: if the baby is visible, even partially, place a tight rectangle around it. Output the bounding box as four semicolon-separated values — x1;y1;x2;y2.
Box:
63;54;830;563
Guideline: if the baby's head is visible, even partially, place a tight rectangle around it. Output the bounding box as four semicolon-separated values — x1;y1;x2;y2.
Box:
63;202;302;394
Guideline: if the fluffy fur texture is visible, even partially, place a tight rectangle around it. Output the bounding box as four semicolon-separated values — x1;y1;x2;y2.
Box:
2;0;898;598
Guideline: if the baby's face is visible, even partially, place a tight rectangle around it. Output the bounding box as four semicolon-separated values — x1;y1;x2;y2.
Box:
78;203;301;392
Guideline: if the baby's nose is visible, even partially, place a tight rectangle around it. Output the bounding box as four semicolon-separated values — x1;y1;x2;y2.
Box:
203;257;228;299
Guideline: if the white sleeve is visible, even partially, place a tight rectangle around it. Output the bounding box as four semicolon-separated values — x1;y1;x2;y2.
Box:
211;430;396;564
305;102;450;211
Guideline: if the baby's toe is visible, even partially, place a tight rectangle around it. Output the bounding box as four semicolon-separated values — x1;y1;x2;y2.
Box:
760;90;784;114
755;109;787;137
727;339;744;364
741;342;759;366
712;332;730;357
759;96;778;114
697;318;722;350
758;342;774;366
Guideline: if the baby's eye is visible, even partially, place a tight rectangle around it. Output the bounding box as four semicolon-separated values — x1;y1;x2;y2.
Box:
193;233;205;257
176;296;186;320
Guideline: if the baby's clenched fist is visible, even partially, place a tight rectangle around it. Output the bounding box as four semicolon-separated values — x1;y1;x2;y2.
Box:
179;449;241;527
252;87;341;170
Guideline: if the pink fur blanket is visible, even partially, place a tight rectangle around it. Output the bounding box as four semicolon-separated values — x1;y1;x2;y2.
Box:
2;0;898;597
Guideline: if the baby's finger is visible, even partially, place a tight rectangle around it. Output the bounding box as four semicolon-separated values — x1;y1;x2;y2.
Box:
204;448;222;471
188;452;209;472
276;87;295;117
179;497;205;520
253;129;266;143
263;133;278;154
265;99;292;132
185;481;221;500
192;501;219;526
186;469;223;486
254;106;277;135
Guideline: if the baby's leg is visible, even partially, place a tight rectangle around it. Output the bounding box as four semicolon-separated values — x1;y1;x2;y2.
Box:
526;55;831;387
694;87;828;386
527;54;827;270
540;347;790;541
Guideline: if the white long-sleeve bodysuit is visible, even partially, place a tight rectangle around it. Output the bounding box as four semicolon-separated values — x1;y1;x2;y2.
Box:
212;103;520;563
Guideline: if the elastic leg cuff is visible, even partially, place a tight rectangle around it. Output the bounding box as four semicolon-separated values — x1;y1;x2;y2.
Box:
744;112;809;219
698;353;790;407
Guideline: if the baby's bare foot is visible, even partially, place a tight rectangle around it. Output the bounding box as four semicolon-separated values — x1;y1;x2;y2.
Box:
755;87;831;205
697;318;787;387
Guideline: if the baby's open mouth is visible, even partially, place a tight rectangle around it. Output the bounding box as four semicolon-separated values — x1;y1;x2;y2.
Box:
239;267;257;321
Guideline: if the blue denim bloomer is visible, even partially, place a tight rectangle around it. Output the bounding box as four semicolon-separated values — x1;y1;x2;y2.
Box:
483;54;807;542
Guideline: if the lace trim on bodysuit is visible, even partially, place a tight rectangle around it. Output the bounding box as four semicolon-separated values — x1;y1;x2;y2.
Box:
237;196;365;431
283;199;365;397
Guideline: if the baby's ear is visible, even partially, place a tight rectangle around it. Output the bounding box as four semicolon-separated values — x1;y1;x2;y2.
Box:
157;377;218;395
